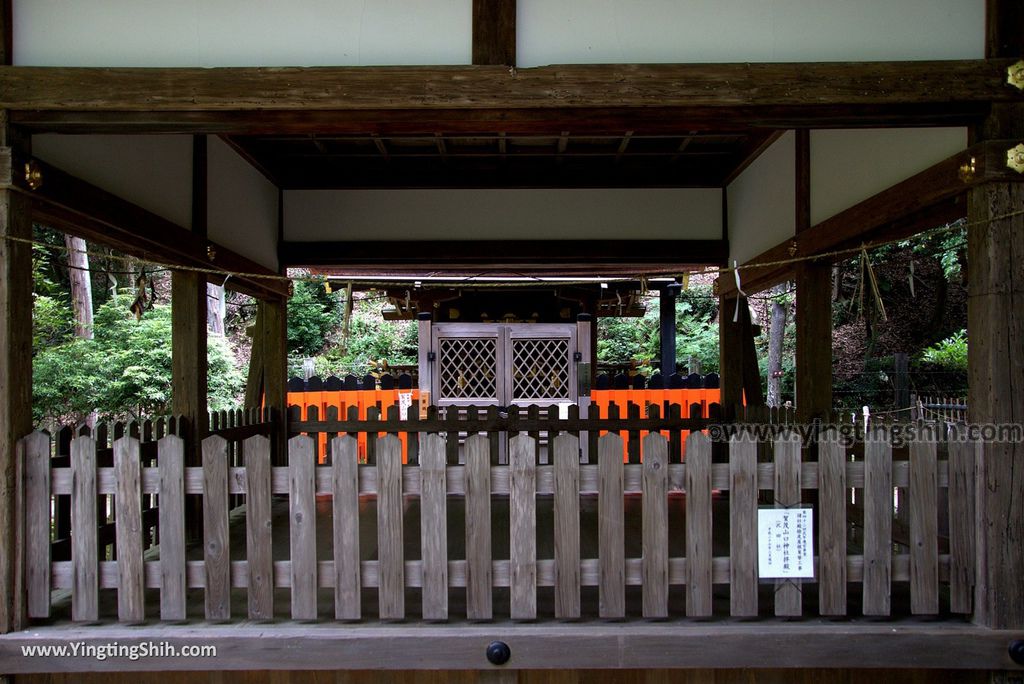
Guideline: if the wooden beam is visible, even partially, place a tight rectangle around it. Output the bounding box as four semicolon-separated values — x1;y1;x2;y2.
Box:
0;115;31;634
987;0;1024;58
261;298;288;464
473;0;516;66
16;157;288;299
0;0;11;67
719;296;744;416
720;130;783;186
0;622;1019;672
794;262;832;422
718;139;1024;296
2;60;1019;134
280;240;727;270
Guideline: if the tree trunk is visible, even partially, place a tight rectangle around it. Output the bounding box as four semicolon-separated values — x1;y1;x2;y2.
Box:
766;283;788;407
207;282;224;335
64;235;93;340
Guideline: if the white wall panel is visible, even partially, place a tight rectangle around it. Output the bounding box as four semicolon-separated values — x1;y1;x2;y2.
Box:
33;134;193;230
519;0;983;67
810;128;968;225
727;132;795;266
14;0;470;67
207;137;279;272
284;188;721;243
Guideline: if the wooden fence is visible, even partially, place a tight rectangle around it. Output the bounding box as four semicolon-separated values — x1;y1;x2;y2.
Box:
19;404;976;624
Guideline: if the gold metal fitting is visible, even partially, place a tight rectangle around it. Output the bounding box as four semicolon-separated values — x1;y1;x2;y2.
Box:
958;156;976;183
24;160;43;190
287;281;294;297
1008;144;1024;174
1008;60;1024;91
206;244;217;261
787;240;798;257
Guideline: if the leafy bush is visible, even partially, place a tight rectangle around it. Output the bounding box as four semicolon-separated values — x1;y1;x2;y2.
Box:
287;279;344;357
920;329;967;372
33;299;244;425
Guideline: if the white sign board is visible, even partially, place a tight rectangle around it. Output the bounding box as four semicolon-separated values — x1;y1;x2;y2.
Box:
757;507;814;579
398;391;413;420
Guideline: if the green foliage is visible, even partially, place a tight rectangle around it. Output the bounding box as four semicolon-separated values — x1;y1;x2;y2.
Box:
33;299;244;425
597;285;719;373
287;279;343;357
291;294;417;377
919;329;967;371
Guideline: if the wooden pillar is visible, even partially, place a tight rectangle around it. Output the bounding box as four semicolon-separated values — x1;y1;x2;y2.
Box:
261;296;288;462
793;129;832;423
0;114;31;634
472;0;516;67
417;312;433;402
719;295;744;418
794;262;832;422
659;284;680;376
969;1;1024;631
171;271;208;446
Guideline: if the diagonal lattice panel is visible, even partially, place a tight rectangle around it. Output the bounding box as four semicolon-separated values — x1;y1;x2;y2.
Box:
438;337;498;399
512;338;570;400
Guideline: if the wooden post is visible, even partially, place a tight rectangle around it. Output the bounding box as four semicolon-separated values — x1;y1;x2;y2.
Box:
417;312;433;398
719;295;744;418
472;0;516;67
793;130;832;423
262;296;288;462
0;113;31;633
969;0;1023;630
659;284;680;376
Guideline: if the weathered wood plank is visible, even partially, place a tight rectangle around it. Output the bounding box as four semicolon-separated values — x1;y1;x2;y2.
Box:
420;433;448;621
685;431;712;617
863;435;892;616
553;432;581;620
113;437;144;624
818;430;847;616
244;435;273;620
23;432;51;619
202;435;231;621
376;434;405;620
773;432;802;617
158;435;186;621
465;433;492;620
909;438;938;615
729;434;758;617
642;432;669;618
510;433;537;620
598;432;625;618
331;435;361;620
947;436;976;614
71;436;98;622
288;435;318;620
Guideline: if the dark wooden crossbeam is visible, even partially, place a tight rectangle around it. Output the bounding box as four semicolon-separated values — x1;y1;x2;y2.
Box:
473;0;516;66
280;239;727;270
13;156;289;299
718;139;1023;296
3;60;1019;134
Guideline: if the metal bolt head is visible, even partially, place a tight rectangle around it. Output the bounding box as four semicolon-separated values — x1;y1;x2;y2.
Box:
1008;60;1024;90
958;157;976;183
1010;639;1024;666
486;641;511;666
24;160;43;190
1008;144;1024;175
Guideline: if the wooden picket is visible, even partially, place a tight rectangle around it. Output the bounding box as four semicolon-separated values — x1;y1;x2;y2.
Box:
17;400;981;625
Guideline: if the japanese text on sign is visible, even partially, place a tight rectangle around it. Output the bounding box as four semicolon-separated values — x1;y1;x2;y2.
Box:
757;507;814;579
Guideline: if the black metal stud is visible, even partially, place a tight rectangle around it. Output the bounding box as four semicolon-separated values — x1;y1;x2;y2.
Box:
486;640;511;666
1010;640;1024;666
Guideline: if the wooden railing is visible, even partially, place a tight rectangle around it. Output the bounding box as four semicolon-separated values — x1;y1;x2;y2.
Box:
18;404;976;623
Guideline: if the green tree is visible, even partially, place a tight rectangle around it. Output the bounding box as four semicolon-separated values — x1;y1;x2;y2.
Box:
287;279;344;357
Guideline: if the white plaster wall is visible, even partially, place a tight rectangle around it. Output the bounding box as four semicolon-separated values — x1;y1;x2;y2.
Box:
519;0;983;66
727;132;795;265
13;0;470;67
32;134;193;230
810;128;968;225
207;137;279;272
284;189;721;242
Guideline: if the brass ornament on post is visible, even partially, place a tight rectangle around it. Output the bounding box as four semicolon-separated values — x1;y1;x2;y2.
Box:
24;160;43;190
787;240;798;257
958;156;976;183
206;244;217;261
1008;60;1024;91
1007;144;1024;174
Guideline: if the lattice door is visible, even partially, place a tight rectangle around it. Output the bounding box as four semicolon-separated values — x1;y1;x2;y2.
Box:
431;323;577;409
